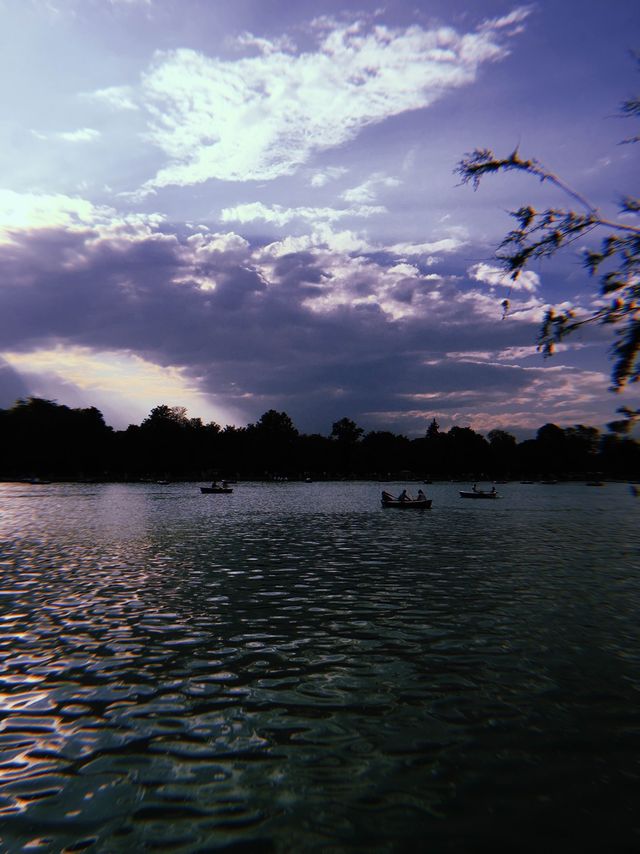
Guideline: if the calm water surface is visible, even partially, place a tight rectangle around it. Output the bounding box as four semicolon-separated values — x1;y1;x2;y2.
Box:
0;481;639;852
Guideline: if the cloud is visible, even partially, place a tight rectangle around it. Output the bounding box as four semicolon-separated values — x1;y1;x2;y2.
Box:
31;127;101;143
310;167;349;188
0;357;30;408
0;188;609;435
388;236;466;258
341;173;400;204
58;127;101;142
0;190;102;239
3;346;236;428
0;189;163;243
82;85;138;111
468;261;540;293
384;366;610;437
479;6;533;32
220;201;385;226
138;15;525;189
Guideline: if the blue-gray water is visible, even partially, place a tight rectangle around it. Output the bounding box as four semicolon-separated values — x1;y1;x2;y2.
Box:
0;481;639;852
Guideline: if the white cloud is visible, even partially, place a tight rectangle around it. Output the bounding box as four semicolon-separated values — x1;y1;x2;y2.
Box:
82;85;138;111
185;231;249;257
220;201;385;226
495;345;539;360
389;236;465;257
479;6;533;32
58;127;101;142
341;173;400;204
311;225;373;254
234;31;296;55
310;167;348;188
259;234;315;258
32;127;101;143
468;261;540;293
0;189;100;238
139;16;523;189
260;225;374;259
444;351;494;361
0;189;163;244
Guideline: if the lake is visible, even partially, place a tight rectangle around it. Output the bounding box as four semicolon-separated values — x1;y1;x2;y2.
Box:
0;481;639;852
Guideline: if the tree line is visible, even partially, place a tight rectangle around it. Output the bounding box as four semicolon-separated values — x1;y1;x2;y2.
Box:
1;397;638;482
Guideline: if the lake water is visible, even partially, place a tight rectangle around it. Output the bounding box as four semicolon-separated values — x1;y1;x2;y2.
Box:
0;481;639;852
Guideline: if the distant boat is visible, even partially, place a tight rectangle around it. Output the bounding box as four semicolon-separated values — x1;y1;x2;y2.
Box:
586;481;604;487
200;483;233;494
382;496;432;509
460;487;498;499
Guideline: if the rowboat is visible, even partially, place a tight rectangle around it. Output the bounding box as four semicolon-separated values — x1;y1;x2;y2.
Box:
200;486;233;494
381;497;432;509
459;489;498;499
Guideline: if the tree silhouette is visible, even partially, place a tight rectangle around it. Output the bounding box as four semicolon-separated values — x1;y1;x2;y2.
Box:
330;417;364;444
0;399;638;481
426;418;440;440
0;397;113;477
330;417;364;475
246;410;300;476
488;429;517;476
141;405;189;427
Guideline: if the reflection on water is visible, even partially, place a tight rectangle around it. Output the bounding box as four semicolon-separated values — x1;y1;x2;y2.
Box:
0;482;639;851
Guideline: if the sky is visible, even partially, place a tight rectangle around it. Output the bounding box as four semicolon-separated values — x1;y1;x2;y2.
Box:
0;0;638;436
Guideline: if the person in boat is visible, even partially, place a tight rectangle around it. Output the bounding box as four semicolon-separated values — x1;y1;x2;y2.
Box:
381;490;395;502
490;485;496;494
211;480;219;489
416;489;426;501
398;489;410;502
472;483;478;493
221;480;228;488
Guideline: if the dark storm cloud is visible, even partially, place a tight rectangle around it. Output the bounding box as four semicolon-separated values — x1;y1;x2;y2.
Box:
0;220;551;431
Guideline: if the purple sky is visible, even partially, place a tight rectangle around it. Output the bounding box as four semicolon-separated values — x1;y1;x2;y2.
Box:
0;0;638;435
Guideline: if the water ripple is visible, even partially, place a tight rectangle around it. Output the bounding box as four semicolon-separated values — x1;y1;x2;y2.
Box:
0;482;639;850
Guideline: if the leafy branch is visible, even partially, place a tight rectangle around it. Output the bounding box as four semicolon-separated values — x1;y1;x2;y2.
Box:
456;58;640;394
